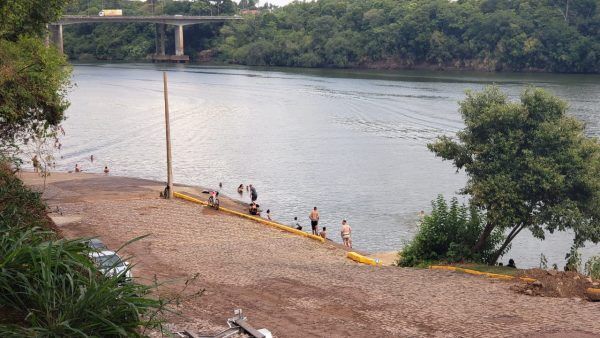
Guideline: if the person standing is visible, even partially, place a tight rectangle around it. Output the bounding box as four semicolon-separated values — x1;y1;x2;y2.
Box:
266;209;271;220
341;220;352;248
32;155;39;173
250;184;258;202
309;207;320;235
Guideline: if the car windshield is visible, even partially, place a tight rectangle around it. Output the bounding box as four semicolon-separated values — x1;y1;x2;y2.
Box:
88;239;104;249
93;254;123;269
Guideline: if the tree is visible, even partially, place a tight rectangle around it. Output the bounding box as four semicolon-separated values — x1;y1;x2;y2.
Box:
0;0;71;161
428;86;600;263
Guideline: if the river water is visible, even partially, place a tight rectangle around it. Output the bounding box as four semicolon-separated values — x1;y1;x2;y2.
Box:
58;63;600;267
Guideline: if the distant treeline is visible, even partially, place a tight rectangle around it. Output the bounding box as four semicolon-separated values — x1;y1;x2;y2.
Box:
63;0;600;73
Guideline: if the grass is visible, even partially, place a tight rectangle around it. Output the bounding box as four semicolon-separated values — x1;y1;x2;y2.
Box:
452;263;520;276
0;164;165;336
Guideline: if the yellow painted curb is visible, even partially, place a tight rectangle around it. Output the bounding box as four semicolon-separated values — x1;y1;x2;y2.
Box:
587;288;600;301
347;252;382;267
587;288;600;295
174;192;325;243
430;265;535;283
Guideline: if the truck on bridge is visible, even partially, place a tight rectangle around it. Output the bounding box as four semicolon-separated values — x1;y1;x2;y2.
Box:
98;9;122;17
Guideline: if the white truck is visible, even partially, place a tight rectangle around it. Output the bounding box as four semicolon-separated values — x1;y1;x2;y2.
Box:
99;9;123;17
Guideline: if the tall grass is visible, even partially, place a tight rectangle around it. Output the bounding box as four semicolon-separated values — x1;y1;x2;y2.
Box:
0;166;164;336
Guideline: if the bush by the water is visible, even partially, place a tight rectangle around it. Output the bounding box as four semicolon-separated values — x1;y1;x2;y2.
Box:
585;256;600;280
0;166;162;336
398;195;504;267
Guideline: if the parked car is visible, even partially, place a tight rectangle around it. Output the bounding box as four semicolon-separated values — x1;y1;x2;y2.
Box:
86;238;107;251
89;250;132;282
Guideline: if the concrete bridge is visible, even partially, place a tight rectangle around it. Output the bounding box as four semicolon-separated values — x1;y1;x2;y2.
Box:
49;15;243;61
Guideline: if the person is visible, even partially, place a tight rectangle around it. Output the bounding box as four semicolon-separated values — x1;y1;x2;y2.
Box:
418;210;425;220
103;166;110;174
250;184;258;202
266;209;271;220
32;155;39;173
246;185;249;192
319;226;327;239
90;154;94;163
341;220;352;247
507;258;516;268
249;202;259;215
75;163;81;173
309;207;319;235
219;182;223;189
237;184;244;194
293;217;302;230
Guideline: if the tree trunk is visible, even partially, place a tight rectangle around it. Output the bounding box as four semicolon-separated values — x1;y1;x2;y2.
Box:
489;223;526;264
472;221;495;253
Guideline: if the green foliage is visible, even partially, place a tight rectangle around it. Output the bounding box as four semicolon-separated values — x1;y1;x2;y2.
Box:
584;256;600;280
564;245;582;272
398;195;503;267
0;0;71;157
0;167;162;335
214;0;600;72
428;86;600;263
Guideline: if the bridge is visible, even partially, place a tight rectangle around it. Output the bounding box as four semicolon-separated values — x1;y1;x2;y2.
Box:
49;15;243;62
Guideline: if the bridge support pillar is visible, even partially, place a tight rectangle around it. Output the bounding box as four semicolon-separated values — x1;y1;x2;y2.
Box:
175;25;184;56
50;24;64;53
158;24;166;55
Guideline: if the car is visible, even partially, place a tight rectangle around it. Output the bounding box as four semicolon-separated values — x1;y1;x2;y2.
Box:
86;238;107;251
89;250;132;282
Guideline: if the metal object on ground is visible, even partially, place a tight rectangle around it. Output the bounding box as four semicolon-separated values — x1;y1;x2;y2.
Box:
173;309;271;338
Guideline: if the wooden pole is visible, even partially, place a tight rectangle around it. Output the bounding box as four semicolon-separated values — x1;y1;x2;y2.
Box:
163;71;173;199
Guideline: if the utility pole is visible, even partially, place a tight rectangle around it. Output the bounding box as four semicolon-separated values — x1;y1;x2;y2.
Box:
163;72;174;199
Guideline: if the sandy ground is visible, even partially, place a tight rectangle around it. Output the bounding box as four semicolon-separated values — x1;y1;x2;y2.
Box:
21;172;600;338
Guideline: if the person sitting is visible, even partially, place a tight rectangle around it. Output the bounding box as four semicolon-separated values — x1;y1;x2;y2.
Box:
294;217;302;230
507;258;516;268
249;202;259;215
103;166;110;174
319;226;327;239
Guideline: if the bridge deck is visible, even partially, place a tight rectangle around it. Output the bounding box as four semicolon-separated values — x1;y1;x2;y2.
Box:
55;15;243;26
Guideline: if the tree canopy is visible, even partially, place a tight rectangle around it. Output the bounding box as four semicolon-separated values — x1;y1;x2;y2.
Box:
428;86;600;263
0;0;71;157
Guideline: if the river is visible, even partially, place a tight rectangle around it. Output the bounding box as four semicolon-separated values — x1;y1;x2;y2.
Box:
57;63;600;268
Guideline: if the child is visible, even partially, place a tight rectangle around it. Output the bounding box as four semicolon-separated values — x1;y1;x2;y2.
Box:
319;226;327;239
294;217;302;230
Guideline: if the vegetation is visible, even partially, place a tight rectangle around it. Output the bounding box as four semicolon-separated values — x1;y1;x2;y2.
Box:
0;166;163;335
0;1;71;163
217;0;600;72
59;0;600;73
585;256;600;280
397;195;504;267
428;86;600;264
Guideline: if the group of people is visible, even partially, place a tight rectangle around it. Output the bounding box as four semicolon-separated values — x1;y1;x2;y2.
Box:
230;183;355;248
72;155;110;174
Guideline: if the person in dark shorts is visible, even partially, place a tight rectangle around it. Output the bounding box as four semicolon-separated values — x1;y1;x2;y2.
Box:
250;184;258;202
309;207;319;235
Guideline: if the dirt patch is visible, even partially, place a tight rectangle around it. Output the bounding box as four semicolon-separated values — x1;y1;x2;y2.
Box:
512;269;598;300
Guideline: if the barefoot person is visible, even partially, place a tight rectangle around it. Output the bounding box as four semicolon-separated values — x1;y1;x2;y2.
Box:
75;163;81;173
309;207;320;235
319;226;327;239
293;217;302;230
237;184;244;194
341;220;352;247
250;184;258;202
103;165;110;174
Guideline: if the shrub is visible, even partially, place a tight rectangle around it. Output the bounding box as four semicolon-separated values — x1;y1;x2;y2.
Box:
398;195;504;267
0;166;163;335
584;256;600;280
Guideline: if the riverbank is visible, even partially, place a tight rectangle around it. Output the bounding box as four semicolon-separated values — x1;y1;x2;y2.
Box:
20;171;600;337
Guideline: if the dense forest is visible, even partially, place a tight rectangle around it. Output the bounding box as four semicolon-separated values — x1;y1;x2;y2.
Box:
63;0;600;73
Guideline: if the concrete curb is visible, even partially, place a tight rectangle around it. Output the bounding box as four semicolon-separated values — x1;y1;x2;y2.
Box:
430;265;536;283
174;192;325;243
347;252;382;267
